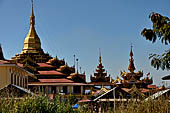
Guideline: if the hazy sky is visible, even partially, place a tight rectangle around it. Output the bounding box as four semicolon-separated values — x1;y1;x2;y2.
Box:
0;0;170;86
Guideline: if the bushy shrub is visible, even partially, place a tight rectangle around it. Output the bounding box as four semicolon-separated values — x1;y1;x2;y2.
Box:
0;95;77;113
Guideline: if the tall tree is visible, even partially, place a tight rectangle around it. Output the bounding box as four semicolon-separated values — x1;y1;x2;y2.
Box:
141;12;170;70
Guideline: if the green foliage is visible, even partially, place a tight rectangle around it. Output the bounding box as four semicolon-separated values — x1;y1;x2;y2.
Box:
0;95;170;113
141;12;170;44
149;50;170;70
0;96;76;113
141;12;170;70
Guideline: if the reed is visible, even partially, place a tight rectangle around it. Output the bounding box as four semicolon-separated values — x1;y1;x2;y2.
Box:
0;95;169;113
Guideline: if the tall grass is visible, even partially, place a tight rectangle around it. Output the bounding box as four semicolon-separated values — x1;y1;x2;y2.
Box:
0;95;170;113
116;97;170;113
0;95;79;113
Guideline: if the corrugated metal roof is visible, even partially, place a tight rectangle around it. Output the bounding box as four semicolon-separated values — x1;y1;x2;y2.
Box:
0;84;35;96
145;89;170;101
93;87;116;101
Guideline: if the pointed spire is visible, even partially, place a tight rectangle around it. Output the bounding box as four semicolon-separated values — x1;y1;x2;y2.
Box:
0;44;5;60
21;0;42;54
76;58;79;73
73;55;75;68
30;0;35;26
128;44;135;72
99;48;102;64
130;43;133;57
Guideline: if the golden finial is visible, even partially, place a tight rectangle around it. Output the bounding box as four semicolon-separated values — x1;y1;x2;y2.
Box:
31;0;34;14
30;0;35;25
99;48;101;64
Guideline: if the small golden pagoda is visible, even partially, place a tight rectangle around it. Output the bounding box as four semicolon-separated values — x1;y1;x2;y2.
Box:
90;49;111;83
112;46;153;88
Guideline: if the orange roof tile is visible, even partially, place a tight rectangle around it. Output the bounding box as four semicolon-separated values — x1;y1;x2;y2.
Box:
140;88;150;93
37;63;54;67
28;82;87;86
147;85;157;89
121;88;131;93
38;79;74;83
87;82;113;85
37;70;65;75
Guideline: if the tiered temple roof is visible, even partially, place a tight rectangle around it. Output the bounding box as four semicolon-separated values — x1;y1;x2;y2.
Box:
90;50;111;84
9;1;86;85
112;46;153;88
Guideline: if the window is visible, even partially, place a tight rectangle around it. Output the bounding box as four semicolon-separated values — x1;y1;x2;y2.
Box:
51;86;56;94
14;75;16;85
63;86;67;94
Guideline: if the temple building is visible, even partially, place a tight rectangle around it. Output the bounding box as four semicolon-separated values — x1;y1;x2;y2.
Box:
84;47;157;110
89;50;111;86
0;44;35;97
8;1;86;95
112;46;153;89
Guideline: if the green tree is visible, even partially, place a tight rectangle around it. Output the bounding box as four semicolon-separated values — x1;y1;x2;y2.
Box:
141;12;170;70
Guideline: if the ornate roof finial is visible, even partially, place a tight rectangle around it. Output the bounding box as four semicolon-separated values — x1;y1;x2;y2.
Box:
128;44;136;72
99;48;102;64
130;43;133;57
76;58;79;73
31;0;34;14
73;55;75;68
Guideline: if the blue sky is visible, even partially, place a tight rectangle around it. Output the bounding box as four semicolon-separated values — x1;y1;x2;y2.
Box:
0;0;170;86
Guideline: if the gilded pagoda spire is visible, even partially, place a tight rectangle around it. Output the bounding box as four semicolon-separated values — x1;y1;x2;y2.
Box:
21;0;42;54
128;44;136;72
30;0;35;26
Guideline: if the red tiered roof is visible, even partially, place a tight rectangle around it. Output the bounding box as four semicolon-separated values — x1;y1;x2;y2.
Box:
38;70;65;75
128;47;136;72
37;63;54;68
38;78;74;83
147;85;157;89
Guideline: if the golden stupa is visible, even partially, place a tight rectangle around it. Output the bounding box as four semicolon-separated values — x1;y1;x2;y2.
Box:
22;5;42;54
11;2;52;63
